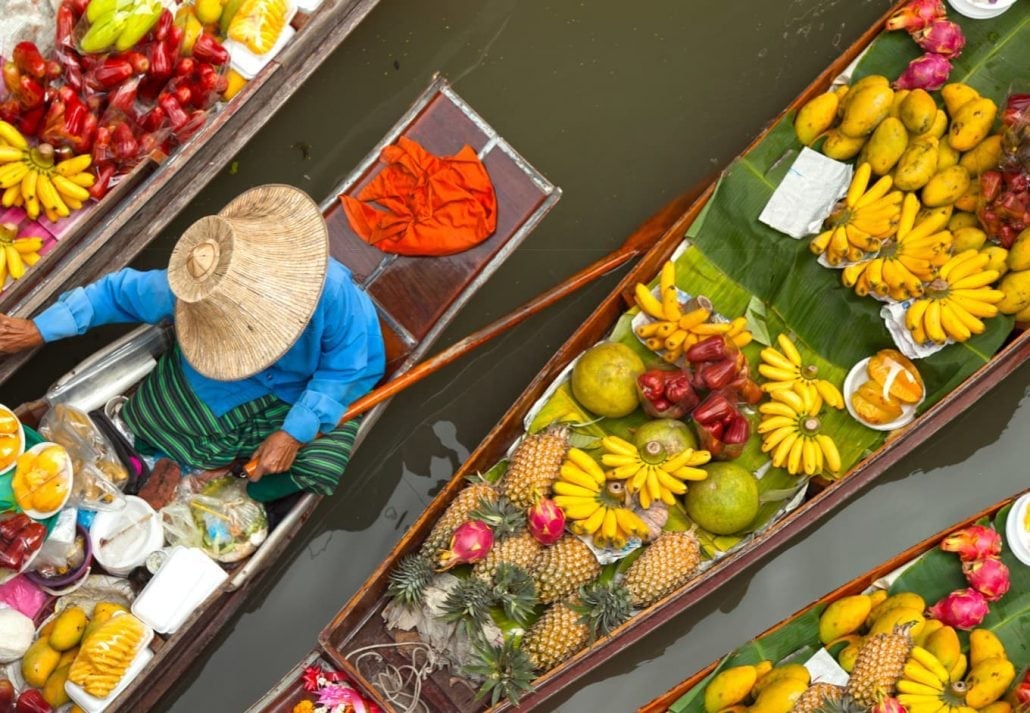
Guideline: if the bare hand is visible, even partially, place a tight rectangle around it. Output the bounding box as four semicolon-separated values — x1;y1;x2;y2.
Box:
248;430;302;481
0;313;43;354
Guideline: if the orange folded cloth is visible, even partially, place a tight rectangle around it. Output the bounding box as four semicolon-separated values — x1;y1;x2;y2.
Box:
341;136;497;256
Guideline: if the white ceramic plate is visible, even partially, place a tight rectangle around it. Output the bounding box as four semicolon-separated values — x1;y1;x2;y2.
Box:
1005;492;1030;566
20;441;74;520
946;0;1018;19
0;407;25;476
843;357;925;431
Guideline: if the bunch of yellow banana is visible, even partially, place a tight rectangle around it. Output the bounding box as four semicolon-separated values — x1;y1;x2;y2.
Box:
757;383;842;477
841;195;953;300
599;435;710;509
758;333;844;410
634;261;752;363
0;121;95;223
896;646;970;713
904;250;1005;345
552;447;651;548
810;163;904;266
0;223;44;286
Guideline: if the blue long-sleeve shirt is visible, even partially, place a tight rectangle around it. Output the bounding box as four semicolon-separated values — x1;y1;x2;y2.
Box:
33;259;386;444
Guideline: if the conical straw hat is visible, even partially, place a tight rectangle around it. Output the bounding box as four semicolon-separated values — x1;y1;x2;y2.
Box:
167;184;329;381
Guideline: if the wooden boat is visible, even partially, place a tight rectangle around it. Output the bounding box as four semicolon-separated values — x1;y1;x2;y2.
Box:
9;75;562;711
639;490;1030;713
249;3;1030;712
0;0;384;386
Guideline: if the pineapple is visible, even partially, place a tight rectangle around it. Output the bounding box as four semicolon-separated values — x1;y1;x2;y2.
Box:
470;495;525;540
491;562;539;626
791;684;850;713
623;531;702;608
523;581;631;672
498;427;569;509
464;639;536;708
420;477;497;557
533;535;601;605
439;576;494;640
385;553;435;608
472;531;542;583
845;626;914;708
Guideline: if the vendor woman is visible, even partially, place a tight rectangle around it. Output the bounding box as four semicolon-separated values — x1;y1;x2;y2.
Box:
0;184;385;502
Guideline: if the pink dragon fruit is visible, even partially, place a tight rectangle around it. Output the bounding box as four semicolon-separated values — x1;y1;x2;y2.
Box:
913;20;966;58
871;696;907;713
893;52;953;91
527;496;566;546
436;520;494;570
963;557;1011;601
927;587;990;630
940;524;1003;561
885;0;947;32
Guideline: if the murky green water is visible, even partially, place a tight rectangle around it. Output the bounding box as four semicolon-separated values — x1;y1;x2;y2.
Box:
6;0;1028;710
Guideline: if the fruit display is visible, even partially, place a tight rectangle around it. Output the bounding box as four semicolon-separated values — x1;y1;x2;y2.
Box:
11;444;72;516
903;250;1004;346
848;349;925;428
884;0;965;91
0;512;46;573
809;163;904;265
760;334;845;410
0;132;95;222
68;612;148;698
0;404;22;472
758;380;842;476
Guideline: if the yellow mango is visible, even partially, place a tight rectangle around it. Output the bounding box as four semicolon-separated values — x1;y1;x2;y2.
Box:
893;137;939;191
58;646;79;668
833;84;851;118
822;130;866;160
948;211;980;232
749;678;808;713
21;637;61;688
969;629;1007;666
913;618;944;646
888;89;910;119
38;619;56;640
795;92;840;146
868;606;924;638
921;165;971;208
838;639;862;672
952;226;988;252
867;589;888;610
960;134;1003;175
997;270;1030;314
868;592;926;625
937;140;960;170
840;84;894;138
981;246;1009;277
719;706;749;713
1015;302;1030;322
843;75;890;109
753;664;810;697
42;664;71;707
941;82;980;116
864;117;909;176
924;625;962;670
953;178;981;213
900;88;938;135
705;664;763;713
818;594;873;644
964;656;1015;708
915;109;948;140
49;606;88;651
949;97;998;152
981;703;1012;713
196;0;223;24
1007;227;1030;271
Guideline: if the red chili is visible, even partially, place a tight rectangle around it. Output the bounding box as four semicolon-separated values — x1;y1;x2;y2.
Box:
13;42;48;79
692;392;735;426
192;34;230;66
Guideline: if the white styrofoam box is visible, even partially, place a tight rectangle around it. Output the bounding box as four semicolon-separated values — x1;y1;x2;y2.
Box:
293;0;325;13
64;619;154;713
130;546;228;634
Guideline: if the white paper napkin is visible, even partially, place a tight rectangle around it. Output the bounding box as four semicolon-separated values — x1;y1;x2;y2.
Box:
759;148;853;239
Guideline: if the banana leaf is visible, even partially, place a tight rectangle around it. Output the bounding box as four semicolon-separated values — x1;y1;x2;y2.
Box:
667;505;1029;713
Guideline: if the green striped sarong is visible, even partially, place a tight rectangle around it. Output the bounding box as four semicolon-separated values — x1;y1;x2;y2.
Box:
121;350;361;502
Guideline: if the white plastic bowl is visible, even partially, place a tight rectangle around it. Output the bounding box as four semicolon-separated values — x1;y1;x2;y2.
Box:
20;441;74;520
90;496;164;577
946;0;1019;19
844;357;925;431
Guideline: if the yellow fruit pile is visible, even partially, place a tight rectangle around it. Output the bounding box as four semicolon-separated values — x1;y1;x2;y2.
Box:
0;405;20;471
757;382;841;477
600;434;711;510
552;447;651;549
904;250;1005;346
996;228;1030;321
0;121;95;223
758;333;844;409
633;261;752;363
12;444;71;514
68;612;147;699
0;222;44;287
810;162;904;265
897;631;1016;713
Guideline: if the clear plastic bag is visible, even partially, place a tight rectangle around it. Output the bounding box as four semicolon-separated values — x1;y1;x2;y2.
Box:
41;403;128;511
159;500;203;549
187;476;267;563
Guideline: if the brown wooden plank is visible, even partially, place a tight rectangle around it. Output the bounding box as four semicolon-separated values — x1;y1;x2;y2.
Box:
637;494;1025;713
324;208;390;284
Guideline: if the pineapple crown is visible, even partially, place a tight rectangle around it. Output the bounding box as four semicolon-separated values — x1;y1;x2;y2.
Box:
386;554;435;609
491;563;539;626
471;495;526;539
440;577;495;641
816;690;863;713
570;580;632;640
464;639;536;708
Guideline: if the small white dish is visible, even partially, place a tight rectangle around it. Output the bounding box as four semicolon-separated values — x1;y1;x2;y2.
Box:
843;357;924;431
947;0;1019;19
90;497;164;577
19;442;74;520
1005;492;1030;566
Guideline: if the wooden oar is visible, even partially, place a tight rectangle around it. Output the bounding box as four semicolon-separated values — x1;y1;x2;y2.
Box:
244;226;661;477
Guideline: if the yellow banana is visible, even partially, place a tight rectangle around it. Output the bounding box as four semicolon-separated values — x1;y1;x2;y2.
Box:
552;481;598;498
566;449;605;482
662;286;681;321
815;434;841;472
846;162;873;207
938;301;971;342
559;464;602;491
601;436;636;456
0;161;29;189
55;154;93;177
553;496;602;521
0;146;25;162
5;246;25;280
635;283;666;319
910;647;951;683
854;174;894;209
0;121;28;149
35;172;69;218
923;299;947;344
51;174;92;202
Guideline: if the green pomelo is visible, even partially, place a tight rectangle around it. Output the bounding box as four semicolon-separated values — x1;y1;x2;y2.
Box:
684;461;759;535
633;418;697;457
570;342;645;418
